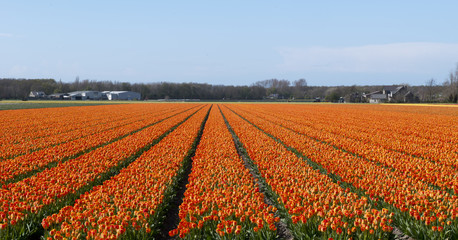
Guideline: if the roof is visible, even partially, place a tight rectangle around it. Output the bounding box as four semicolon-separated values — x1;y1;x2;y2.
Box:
370;94;387;99
363;91;381;97
109;91;139;94
68;91;100;94
109;91;129;94
383;85;404;94
404;91;414;96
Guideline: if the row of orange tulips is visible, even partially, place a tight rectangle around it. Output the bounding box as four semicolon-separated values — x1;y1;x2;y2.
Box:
230;104;458;193
2;103;455;239
41;105;210;240
225;104;458;239
0;105;202;239
220;106;394;240
1;105;131;158
170;106;279;239
1;106;81;138
0;104;196;186
0;104;185;159
234;104;458;169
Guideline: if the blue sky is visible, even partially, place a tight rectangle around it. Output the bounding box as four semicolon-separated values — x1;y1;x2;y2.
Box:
1;1;458;86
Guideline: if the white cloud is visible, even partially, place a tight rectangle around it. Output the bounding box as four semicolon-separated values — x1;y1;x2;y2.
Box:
0;33;13;37
277;42;458;74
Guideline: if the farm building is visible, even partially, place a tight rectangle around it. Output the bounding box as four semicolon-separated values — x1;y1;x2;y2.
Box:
67;91;103;100
366;92;387;103
363;85;417;103
48;93;68;100
29;91;46;99
383;86;407;101
106;91;141;100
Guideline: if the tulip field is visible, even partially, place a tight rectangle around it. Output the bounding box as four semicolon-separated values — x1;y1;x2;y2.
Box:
0;103;457;239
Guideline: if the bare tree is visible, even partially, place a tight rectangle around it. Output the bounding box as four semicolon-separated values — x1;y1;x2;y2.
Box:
294;78;307;88
292;79;307;99
425;78;436;102
443;63;458;102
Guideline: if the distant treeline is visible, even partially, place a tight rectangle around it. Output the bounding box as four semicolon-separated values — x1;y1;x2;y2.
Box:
0;78;313;100
1;72;458;103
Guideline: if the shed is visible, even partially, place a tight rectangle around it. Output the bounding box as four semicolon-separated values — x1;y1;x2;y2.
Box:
67;91;102;100
106;91;141;100
369;94;388;103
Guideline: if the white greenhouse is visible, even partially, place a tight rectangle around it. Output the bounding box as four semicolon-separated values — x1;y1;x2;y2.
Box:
106;91;141;100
